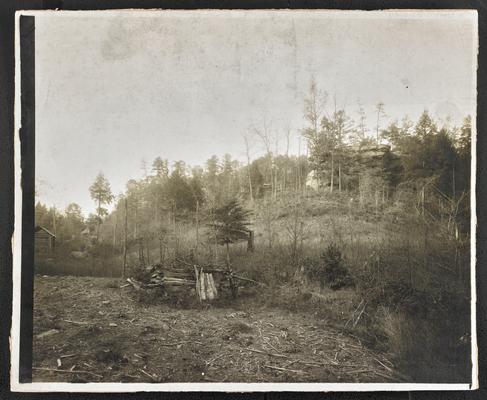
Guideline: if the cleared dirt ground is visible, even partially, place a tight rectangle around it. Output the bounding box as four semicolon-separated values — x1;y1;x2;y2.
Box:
33;275;400;383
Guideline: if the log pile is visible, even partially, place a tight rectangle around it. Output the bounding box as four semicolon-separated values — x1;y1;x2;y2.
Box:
146;266;195;287
128;262;263;302
194;266;218;301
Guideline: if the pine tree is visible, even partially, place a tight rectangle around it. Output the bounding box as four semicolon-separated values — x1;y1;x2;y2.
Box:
152;157;169;178
207;199;252;267
89;173;114;240
415;110;437;139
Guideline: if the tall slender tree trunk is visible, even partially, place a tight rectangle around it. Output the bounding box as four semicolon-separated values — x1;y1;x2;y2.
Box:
195;200;200;263
274;168;278;198
297;138;301;193
338;160;342;192
138;238;145;266
247;230;254;252
175;223;180;261
226;241;237;298
358;175;363;207
158;204;164;264
112;218;117;249
246;160;253;203
122;198;128;279
248;175;254;203
146;240;150;265
226;242;230;268
214;232;218;264
376;107;381;145
159;236;164;264
52;208;57;236
452;163;456;198
133;202;138;240
96;199;101;241
421;186;425;216
375;190;378;215
297;164;301;193
330;152;334;193
284;131;290;193
304;144;308;196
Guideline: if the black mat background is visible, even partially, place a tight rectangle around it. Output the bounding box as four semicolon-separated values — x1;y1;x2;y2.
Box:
1;1;485;399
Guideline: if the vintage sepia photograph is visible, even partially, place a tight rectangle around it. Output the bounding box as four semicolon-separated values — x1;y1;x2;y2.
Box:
13;9;477;391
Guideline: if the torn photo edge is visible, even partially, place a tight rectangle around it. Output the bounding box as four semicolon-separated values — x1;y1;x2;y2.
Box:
10;8;479;392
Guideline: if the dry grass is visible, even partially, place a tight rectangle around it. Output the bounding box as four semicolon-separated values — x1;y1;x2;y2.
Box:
35;191;471;383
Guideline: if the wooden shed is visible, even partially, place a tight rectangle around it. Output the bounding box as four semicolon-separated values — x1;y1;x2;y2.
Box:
35;225;56;254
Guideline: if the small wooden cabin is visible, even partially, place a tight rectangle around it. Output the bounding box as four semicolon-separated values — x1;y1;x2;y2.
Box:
35;225;56;254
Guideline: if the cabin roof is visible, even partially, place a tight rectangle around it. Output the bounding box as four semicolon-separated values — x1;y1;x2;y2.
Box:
35;225;56;237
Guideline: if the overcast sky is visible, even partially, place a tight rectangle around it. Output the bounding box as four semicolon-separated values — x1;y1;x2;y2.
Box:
33;10;477;216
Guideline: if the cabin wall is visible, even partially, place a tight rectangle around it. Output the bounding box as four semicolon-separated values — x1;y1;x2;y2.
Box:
35;231;55;253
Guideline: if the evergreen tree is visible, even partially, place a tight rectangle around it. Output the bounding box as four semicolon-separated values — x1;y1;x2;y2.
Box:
89;173;114;240
207;199;252;267
415;110;437;139
152;157;169;178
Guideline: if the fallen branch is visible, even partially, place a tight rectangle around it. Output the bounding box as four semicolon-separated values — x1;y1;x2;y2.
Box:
263;364;308;375
344;368;374;375
344;299;364;329
139;368;157;381
126;278;143;290
33;367;103;379
295;359;338;367
245;347;289;359
60;353;77;359
205;353;224;366
121;373;141;379
372;370;396;381
353;302;367;328
146;280;195;287
158;340;203;347
283;359;300;368
374;357;394;373
63;319;89;325
203;375;226;382
232;274;266;286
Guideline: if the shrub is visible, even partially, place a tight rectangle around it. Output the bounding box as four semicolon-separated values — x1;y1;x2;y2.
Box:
302;257;319;280
304;243;353;290
351;243;471;382
321;243;351;289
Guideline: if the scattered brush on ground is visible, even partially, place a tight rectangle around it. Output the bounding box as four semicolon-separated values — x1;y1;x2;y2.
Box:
33;275;401;383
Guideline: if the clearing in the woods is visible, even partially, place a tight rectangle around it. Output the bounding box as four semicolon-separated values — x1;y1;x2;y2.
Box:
32;275;400;383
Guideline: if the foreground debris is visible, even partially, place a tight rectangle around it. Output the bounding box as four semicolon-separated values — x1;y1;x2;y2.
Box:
33;275;403;383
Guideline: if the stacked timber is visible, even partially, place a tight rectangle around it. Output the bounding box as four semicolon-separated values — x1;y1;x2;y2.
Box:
147;265;195;287
194;266;218;301
128;262;263;301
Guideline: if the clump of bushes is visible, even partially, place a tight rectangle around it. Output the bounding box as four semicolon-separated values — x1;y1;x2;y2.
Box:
351;247;471;382
130;263;154;283
304;243;353;290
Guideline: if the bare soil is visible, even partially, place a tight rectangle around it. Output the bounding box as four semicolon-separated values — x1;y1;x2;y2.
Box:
33;275;399;383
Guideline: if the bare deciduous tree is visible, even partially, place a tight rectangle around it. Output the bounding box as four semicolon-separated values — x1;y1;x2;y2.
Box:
242;131;254;203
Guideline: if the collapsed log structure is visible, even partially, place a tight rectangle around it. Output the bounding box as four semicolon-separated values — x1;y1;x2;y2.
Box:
127;260;263;301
